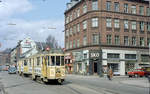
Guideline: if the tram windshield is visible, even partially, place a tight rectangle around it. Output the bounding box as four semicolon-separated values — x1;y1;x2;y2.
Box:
50;56;64;66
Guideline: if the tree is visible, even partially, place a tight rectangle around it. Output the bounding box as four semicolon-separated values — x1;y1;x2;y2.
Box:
46;34;59;48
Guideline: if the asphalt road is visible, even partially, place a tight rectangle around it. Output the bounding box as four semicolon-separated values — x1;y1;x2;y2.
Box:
0;71;149;94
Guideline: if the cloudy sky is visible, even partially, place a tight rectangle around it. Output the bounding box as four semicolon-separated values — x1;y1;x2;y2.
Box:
0;0;69;51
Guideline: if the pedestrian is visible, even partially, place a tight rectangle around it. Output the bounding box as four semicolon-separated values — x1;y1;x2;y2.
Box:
107;68;113;80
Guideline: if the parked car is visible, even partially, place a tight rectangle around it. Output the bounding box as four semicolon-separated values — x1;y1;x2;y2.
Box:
8;66;17;74
128;69;145;78
113;70;120;76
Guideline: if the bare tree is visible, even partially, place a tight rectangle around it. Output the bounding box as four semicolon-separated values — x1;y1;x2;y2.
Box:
46;34;59;48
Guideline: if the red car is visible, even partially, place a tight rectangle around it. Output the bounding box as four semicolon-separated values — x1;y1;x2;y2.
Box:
128;69;145;77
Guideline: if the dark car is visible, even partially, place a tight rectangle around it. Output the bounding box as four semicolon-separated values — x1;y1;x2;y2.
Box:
8;67;17;74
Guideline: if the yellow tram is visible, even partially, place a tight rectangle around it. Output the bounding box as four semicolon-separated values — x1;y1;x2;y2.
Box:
17;49;65;84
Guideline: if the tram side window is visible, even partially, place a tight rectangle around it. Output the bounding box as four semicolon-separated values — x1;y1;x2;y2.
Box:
37;57;40;66
56;56;60;66
51;56;55;66
29;59;31;67
61;56;64;66
47;56;50;66
24;60;27;66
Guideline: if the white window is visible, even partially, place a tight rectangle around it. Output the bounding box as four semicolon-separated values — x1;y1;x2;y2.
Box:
114;19;119;28
106;18;112;27
139;6;144;15
66;41;69;49
106;1;111;11
70;14;72;22
131;21;136;30
65;29;69;37
147;22;150;31
66;16;69;24
147;7;150;16
69;41;72;49
140;37;144;46
139;21;144;31
92;0;98;10
124;20;128;29
73;40;76;48
124;36;129;46
83;20;87;30
77;39;80;47
73;25;76;34
114;2;119;12
77;8;80;17
92;18;98;27
70;28;72;35
132;37;136;46
92;34;99;45
77;23;80;32
83;4;87;14
124;4;128;13
83;36;87;46
131;5;136;14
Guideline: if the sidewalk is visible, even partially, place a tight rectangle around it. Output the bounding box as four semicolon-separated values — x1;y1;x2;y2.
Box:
120;79;149;88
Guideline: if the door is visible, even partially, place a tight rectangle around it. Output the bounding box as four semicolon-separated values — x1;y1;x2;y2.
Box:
93;62;97;73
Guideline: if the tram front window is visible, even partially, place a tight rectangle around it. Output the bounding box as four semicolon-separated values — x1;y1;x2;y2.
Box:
61;56;64;66
51;56;55;66
24;60;27;66
56;56;60;66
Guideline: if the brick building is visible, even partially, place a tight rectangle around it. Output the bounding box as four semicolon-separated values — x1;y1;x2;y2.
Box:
64;0;150;76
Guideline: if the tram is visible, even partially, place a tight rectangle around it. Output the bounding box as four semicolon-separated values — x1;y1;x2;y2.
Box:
17;49;65;84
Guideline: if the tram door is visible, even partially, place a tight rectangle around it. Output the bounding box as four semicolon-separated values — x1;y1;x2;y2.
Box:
93;62;97;74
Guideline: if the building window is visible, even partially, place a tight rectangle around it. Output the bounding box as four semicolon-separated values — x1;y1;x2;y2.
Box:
66;16;69;24
73;40;76;48
69;41;72;49
92;34;99;45
131;37;136;46
131;5;136;14
115;35;120;45
70;14;72;22
70;27;72;35
131;21;136;30
66;41;69;49
77;8;80;17
73;25;76;34
141;55;149;62
140;37;144;46
83;20;87;30
124;3;128;13
83;4;87;14
147;38;150;46
139;6;144;15
83;35;87;46
114;2;119;12
106;1;111;11
139;21;144;31
77;39;80;47
65;29;69;37
147;7;150;16
92;18;98;28
73;10;77;19
124;36;129;46
92;0;98;10
106;18;112;28
147;22;150;31
114;19;120;28
124;20;128;29
77;23;80;32
125;54;136;59
107;53;120;59
107;35;112;45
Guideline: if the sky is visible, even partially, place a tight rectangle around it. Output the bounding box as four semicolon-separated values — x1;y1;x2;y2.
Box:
0;0;69;51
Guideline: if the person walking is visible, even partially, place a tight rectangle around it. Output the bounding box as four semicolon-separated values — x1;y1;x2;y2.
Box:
107;68;113;80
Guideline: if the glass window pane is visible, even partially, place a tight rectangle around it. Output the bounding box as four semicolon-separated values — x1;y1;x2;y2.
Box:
56;56;60;66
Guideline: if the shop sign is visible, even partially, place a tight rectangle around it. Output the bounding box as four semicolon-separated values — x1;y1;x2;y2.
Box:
90;52;99;58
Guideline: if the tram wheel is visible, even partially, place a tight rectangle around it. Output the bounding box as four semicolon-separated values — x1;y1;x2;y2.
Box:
57;79;62;85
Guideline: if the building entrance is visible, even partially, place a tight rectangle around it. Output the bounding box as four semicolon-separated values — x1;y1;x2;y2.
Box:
93;62;97;73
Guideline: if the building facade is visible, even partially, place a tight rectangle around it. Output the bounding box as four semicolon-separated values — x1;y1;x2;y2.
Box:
64;0;150;76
